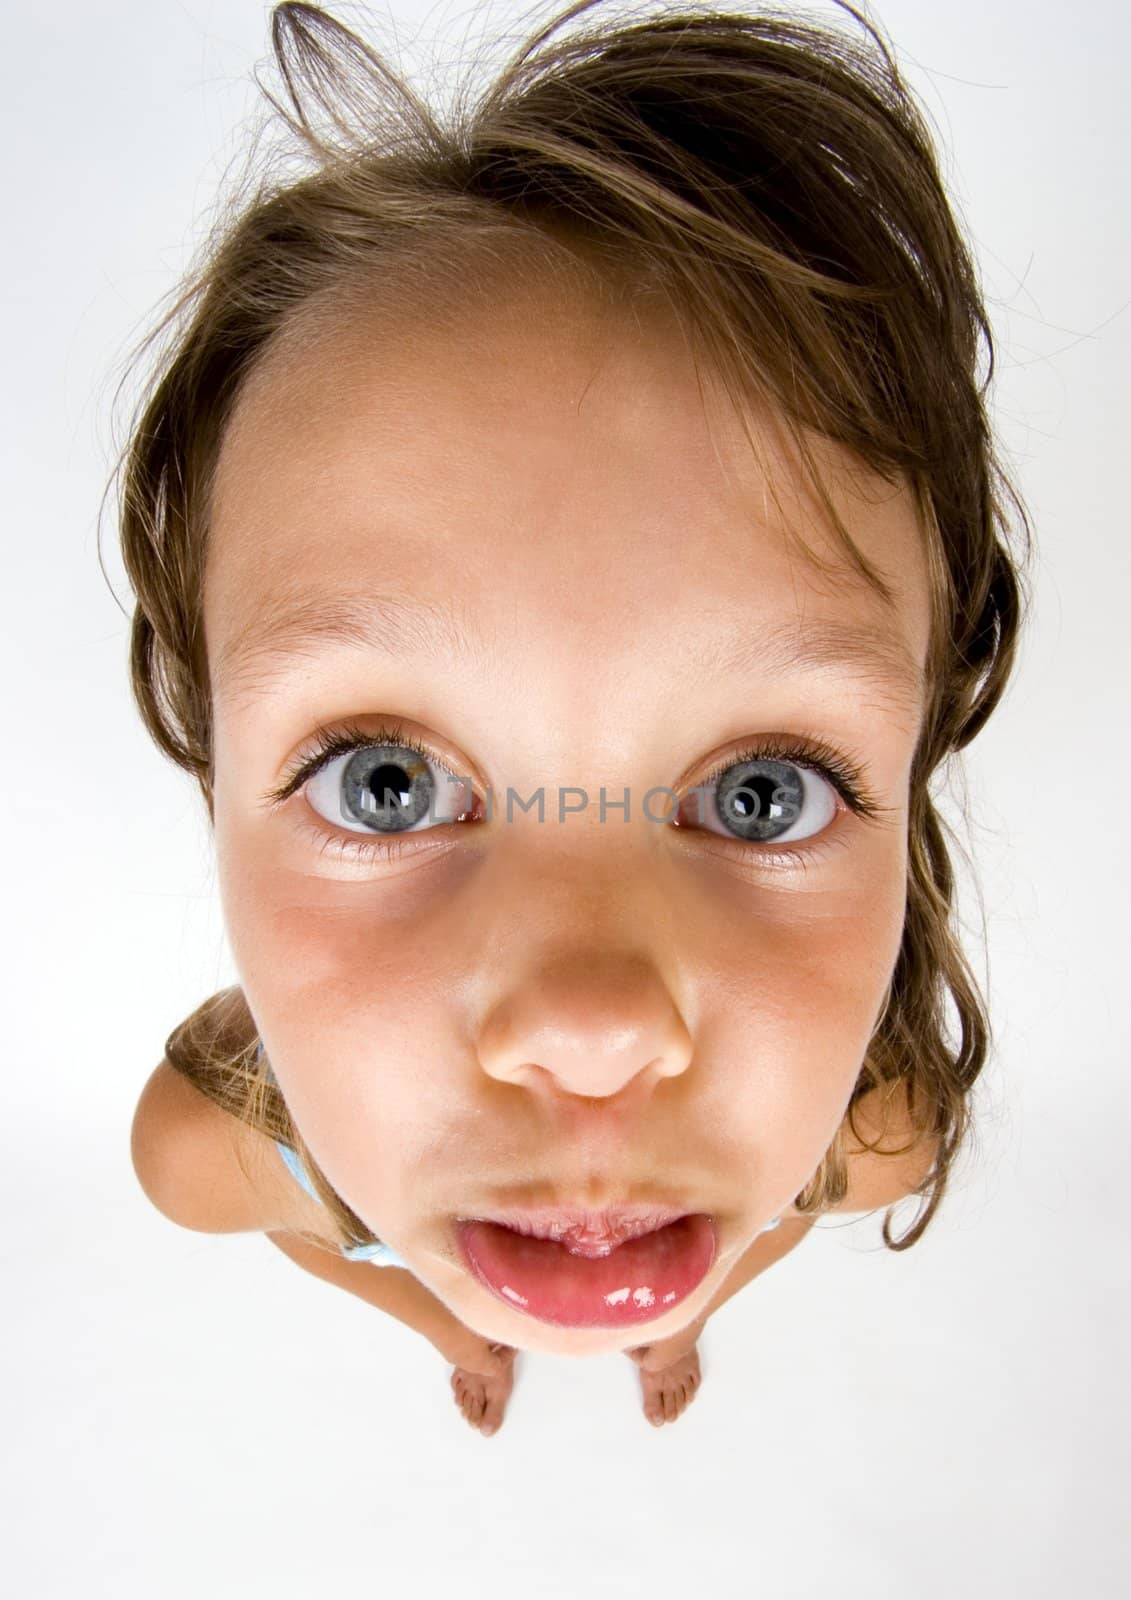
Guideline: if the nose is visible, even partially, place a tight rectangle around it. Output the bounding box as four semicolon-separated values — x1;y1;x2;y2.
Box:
476;947;693;1101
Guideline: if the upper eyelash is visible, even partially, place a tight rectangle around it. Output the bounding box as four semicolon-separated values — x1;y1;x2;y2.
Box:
696;734;890;821
264;719;891;822
264;719;449;809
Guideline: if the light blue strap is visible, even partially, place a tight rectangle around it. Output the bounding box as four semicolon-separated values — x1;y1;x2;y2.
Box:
762;1214;782;1232
259;1037;464;1273
259;1040;313;1200
274;1138;320;1202
273;1131;407;1269
341;1239;410;1269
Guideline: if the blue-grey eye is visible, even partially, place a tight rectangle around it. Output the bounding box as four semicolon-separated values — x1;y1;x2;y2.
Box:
694;757;837;844
306;742;470;836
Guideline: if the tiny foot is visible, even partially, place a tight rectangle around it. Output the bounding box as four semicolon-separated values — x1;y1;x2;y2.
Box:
637;1345;702;1428
450;1354;515;1437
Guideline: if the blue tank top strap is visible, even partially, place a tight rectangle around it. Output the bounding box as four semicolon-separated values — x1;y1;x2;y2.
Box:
274;1138;320;1202
257;1036;321;1203
258;1042;407;1269
763;1215;782;1231
340;1238;409;1268
273;1141;406;1268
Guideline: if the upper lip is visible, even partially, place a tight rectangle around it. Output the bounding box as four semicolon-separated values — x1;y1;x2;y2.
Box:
462;1204;692;1254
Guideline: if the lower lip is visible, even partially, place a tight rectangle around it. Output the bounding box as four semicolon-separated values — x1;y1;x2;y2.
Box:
455;1215;717;1329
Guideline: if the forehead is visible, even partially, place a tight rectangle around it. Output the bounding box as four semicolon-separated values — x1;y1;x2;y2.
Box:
205;271;931;720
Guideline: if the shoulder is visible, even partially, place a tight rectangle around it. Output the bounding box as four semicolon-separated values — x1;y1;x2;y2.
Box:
769;1082;938;1222
129;1058;335;1242
826;1079;940;1213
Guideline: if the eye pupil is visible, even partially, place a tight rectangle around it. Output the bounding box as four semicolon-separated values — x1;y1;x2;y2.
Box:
727;779;774;820
366;762;412;815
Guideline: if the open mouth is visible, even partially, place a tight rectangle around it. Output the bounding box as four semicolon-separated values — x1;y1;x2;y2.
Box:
455;1214;717;1329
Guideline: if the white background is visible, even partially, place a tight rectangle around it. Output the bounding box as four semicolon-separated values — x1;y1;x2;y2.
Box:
2;0;1126;1594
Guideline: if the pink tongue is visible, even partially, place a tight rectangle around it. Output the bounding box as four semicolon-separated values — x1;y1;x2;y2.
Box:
456;1215;717;1329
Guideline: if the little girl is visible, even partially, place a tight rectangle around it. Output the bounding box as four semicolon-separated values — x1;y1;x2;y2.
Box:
123;0;1032;1438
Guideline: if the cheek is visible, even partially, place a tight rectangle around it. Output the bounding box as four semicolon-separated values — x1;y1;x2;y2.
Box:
707;832;906;1037
215;791;450;1011
705;857;908;1181
215;831;457;1122
781;879;904;1040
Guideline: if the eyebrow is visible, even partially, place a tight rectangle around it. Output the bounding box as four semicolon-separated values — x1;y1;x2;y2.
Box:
214;589;925;713
691;616;926;714
213;590;493;703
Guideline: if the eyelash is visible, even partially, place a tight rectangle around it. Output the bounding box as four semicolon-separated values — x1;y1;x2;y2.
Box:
265;718;892;870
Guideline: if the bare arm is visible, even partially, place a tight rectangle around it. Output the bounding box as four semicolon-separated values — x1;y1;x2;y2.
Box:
261;1230;478;1363
695;1210;819;1324
130;1059;487;1366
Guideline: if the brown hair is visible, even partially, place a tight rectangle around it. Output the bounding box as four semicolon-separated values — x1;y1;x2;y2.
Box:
108;0;1034;1254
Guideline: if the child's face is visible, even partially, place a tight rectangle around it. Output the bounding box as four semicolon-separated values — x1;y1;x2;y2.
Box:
204;264;930;1356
